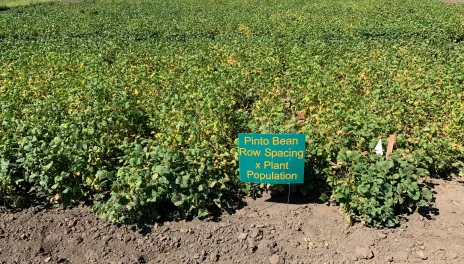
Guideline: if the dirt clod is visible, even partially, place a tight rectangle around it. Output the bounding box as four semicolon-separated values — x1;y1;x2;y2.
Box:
238;232;248;241
67;219;78;228
251;228;261;239
269;254;282;264
377;233;387;239
355;246;374;259
416;250;428;260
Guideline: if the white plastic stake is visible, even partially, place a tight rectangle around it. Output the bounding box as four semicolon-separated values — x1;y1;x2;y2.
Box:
374;139;383;155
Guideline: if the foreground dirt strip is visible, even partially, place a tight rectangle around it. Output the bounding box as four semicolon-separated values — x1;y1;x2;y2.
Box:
1;178;463;264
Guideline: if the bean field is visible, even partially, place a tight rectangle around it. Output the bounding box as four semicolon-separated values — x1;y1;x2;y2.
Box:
1;0;463;229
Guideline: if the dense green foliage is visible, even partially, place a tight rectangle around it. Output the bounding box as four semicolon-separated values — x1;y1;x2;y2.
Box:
1;0;463;226
323;150;434;227
0;0;54;9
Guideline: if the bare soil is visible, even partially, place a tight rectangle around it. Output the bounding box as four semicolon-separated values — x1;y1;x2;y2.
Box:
1;178;463;264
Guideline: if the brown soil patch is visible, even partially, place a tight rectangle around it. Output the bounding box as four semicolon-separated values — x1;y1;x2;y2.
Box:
1;178;463;264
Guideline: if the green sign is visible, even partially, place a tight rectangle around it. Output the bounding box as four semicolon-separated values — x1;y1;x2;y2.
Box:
238;133;305;184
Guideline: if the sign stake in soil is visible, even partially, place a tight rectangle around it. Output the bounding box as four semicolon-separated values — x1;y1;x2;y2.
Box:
386;134;396;160
287;184;291;212
252;183;256;200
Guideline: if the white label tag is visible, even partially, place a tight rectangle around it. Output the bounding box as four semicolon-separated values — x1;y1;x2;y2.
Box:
375;139;383;155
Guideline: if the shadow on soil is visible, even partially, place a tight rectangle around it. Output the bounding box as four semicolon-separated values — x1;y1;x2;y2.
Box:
126;197;248;236
264;191;323;205
418;206;440;220
417;181;440;220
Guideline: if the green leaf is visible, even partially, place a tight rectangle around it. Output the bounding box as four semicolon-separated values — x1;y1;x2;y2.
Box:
198;208;209;217
422;188;433;201
320;193;329;202
43;161;53;171
357;184;370;194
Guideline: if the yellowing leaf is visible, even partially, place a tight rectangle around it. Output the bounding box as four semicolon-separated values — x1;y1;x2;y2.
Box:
209;181;217;188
